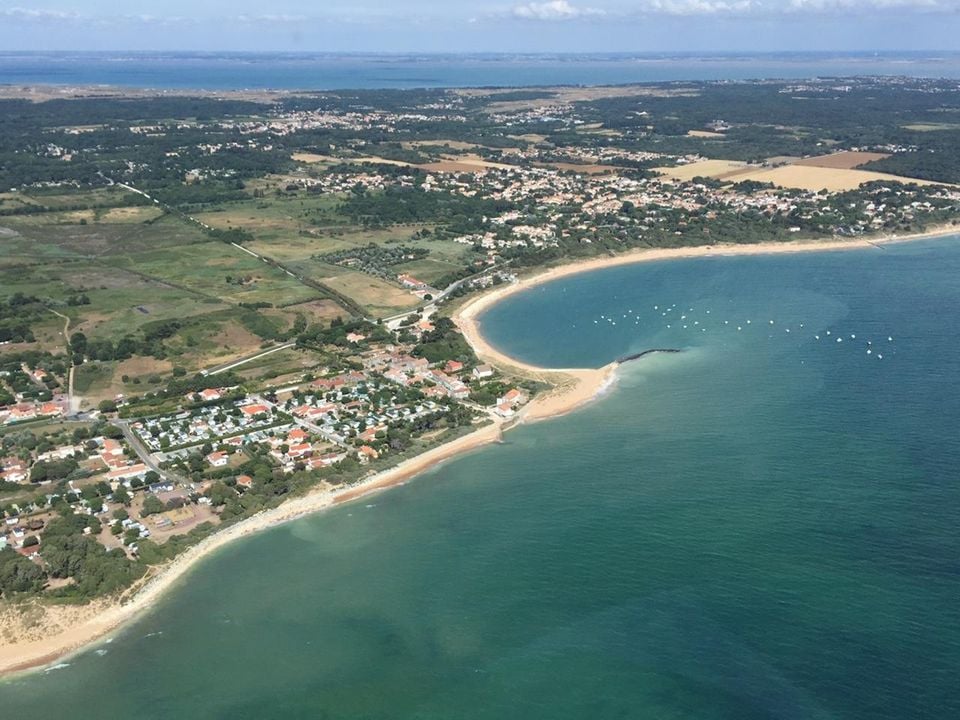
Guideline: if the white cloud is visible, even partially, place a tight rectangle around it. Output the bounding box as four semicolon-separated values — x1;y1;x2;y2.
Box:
235;14;308;24
631;0;957;13
512;1;606;19
787;0;947;10
0;7;81;22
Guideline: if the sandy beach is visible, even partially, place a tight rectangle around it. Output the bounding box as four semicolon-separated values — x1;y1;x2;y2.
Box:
0;421;505;676
453;226;960;346
452;226;958;420
1;224;955;677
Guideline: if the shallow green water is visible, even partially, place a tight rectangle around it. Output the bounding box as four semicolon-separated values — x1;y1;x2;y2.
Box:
3;239;960;719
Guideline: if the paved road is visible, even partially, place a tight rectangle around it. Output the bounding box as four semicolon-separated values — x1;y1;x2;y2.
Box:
114;419;189;484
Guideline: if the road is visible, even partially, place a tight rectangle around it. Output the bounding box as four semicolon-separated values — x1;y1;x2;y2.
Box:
202;341;297;376
377;264;508;326
114;419;189;484
47;308;81;415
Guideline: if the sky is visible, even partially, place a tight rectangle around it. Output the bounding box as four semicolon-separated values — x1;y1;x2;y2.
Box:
0;0;958;52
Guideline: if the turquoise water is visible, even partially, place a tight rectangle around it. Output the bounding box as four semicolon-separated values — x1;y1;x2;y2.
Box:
3;239;960;718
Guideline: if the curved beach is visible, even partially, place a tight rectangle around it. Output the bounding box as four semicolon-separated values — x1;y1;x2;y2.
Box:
1;226;955;677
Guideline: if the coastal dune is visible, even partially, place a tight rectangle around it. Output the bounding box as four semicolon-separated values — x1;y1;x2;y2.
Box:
0;227;955;676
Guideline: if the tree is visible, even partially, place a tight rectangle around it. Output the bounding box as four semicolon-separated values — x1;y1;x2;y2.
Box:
112;487;131;506
102;424;123;440
98;399;118;413
140;495;164;517
0;547;46;595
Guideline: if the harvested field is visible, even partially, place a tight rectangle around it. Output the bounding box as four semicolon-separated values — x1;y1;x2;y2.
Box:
294;151;512;174
461;85;699;113
792;151;891;170
687;130;726;138
541;162;618;175
293;153;407;167
654;159;752;182
508;133;549;144
726;165;943;192
401;140;481;151
901;123;960;132
764;156;802;166
292;152;334;163
421;156;515;173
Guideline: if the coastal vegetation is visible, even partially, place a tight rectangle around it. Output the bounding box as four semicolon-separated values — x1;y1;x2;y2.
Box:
1;75;959;660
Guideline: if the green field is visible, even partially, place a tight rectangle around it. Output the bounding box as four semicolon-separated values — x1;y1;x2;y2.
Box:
0;214;211;264
1;168;476;394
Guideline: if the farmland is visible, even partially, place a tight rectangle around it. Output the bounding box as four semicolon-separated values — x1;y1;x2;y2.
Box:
2;75;960;412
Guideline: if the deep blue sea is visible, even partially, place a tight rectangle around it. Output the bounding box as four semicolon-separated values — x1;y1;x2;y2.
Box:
1;238;959;718
2;52;960;89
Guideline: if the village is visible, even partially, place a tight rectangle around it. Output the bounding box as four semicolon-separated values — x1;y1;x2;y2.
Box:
2;75;960;605
0;323;532;586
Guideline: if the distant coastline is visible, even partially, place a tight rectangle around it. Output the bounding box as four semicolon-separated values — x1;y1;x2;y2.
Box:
3;51;960;91
1;224;956;678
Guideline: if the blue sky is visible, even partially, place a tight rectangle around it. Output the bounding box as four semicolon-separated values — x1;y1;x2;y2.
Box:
1;1;958;52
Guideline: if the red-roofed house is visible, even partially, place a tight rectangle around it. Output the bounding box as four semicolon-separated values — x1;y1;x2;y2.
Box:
498;389;528;406
310;452;345;468
17;544;41;558
287;443;312;459
495;403;516;418
40;403;62;417
397;274;427;290
101;438;124;457
107;463;148;482
206;451;229;468
241;404;269;417
357;445;379;463
287;428;309;443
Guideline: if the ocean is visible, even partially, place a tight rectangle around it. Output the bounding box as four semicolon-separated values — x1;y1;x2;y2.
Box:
2;52;960;89
2;237;959;718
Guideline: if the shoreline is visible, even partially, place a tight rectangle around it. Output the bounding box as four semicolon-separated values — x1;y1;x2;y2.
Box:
0;421;507;677
452;226;959;421
453;225;960;352
1;224;955;678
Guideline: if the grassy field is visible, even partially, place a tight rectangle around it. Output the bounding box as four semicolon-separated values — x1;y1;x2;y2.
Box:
115;242;319;306
0;175;474;392
317;266;420;316
192;187;344;241
0;214;211;265
265;299;345;324
391;256;464;286
245;224;428;262
234;346;322;387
